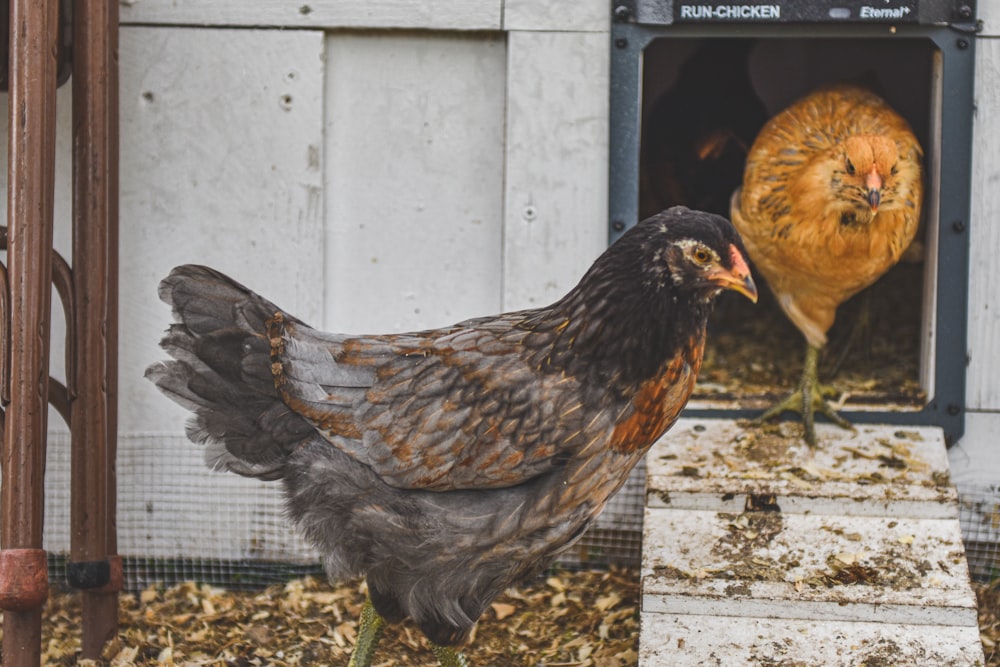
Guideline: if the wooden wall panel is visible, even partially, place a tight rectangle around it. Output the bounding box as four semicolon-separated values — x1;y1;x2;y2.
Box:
323;32;506;334
120;0;502;31
966;37;1000;412
503;0;608;32
978;3;999;37
117;27;327;433
0;27;325;559
502;30;610;311
950;413;1000;489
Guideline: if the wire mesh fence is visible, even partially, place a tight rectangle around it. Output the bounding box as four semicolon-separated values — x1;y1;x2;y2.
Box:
38;431;647;592
33;429;996;592
957;483;1000;583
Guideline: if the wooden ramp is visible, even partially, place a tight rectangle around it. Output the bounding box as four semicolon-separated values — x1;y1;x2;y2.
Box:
639;418;986;666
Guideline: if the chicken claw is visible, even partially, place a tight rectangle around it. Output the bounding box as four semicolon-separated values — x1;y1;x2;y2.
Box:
755;345;854;446
431;643;471;667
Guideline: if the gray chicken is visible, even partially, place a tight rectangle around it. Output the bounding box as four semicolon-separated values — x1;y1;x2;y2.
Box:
146;207;757;666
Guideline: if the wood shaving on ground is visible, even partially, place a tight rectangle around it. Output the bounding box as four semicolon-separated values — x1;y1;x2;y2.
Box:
2;569;996;665
3;567;639;667
978;577;1000;667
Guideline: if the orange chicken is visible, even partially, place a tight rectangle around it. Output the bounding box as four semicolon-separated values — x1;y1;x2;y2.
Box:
731;84;923;445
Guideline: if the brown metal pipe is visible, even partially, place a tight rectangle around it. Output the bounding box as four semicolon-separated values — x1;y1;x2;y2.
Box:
1;0;60;664
0;233;78;426
70;0;121;657
0;549;48;611
0;246;75;442
3;0;59;550
104;0;121;625
50;250;75;425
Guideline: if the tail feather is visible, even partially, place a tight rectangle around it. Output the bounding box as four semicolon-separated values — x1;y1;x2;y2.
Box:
157;264;291;335
146;264;315;480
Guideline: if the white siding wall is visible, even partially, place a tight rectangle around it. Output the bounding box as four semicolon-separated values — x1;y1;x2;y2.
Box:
950;9;1000;489
4;0;997;559
323;32;506;333
503;30;609;310
13;1;611;560
119;28;327;433
114;27;328;561
119;0;504;30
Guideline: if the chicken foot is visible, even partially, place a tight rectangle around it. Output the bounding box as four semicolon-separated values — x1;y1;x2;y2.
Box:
431;643;471;667
755;344;853;446
346;595;471;666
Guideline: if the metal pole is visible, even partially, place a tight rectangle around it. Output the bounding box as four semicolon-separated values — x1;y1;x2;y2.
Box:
69;0;121;658
0;0;60;664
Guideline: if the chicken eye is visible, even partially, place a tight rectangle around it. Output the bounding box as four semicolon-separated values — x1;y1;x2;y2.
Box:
692;247;712;265
845;159;856;175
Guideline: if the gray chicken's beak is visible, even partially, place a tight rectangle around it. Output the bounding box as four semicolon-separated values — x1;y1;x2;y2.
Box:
709;245;758;303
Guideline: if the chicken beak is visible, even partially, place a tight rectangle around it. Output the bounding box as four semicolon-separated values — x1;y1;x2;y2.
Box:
867;189;881;211
866;165;882;212
710;245;758;303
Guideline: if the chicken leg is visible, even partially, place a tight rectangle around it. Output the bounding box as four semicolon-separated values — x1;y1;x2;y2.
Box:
347;596;386;667
347;594;471;666
755;344;853;446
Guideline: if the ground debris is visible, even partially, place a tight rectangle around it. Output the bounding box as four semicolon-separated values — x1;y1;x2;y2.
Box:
0;567;639;666
2;568;996;665
978;578;1000;667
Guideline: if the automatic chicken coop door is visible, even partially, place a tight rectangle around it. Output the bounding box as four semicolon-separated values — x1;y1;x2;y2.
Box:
609;0;977;444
